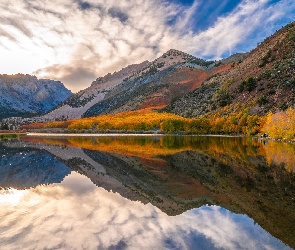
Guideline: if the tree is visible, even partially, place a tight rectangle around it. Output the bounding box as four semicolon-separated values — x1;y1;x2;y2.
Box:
245;77;257;92
1;123;9;130
238;76;257;92
263;107;295;139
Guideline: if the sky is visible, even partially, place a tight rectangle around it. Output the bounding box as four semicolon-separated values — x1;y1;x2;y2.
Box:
0;0;295;92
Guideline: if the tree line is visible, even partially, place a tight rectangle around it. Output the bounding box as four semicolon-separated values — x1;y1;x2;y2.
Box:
19;107;295;139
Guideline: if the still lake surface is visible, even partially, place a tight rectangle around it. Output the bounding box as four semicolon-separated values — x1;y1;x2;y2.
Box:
0;135;294;249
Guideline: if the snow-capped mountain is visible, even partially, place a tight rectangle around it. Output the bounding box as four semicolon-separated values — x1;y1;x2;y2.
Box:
0;74;72;119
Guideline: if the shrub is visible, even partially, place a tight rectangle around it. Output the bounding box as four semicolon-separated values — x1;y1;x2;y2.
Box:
259;49;272;68
239;77;257;92
257;95;268;106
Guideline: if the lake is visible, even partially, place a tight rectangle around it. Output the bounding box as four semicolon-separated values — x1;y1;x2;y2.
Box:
0;135;294;249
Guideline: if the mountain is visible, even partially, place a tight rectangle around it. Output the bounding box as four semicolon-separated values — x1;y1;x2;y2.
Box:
5;22;295;126
0;74;72;119
165;22;295;117
21;49;236;123
42;60;150;120
3;50;245;126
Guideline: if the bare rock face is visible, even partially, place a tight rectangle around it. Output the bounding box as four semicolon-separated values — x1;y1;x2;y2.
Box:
0;74;72;119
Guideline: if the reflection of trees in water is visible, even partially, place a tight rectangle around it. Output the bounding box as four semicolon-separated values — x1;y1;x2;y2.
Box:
264;141;295;173
21;135;295;173
14;135;295;248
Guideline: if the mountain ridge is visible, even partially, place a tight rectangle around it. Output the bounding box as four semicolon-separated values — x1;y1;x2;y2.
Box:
5;49;235;126
0;74;72;120
165;22;295;117
3;21;295;127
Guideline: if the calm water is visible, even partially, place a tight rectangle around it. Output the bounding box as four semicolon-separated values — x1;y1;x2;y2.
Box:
0;135;294;250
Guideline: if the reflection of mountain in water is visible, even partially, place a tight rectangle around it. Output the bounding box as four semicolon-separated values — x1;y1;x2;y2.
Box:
80;142;295;249
4;136;295;248
0;142;71;189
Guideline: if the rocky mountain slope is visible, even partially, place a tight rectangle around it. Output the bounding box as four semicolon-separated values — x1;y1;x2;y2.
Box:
23;50;237;123
0;74;72;119
165;22;295;117
3;50;246;127
5;22;295;125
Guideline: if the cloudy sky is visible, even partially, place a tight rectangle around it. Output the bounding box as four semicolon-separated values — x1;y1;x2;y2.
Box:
0;0;295;92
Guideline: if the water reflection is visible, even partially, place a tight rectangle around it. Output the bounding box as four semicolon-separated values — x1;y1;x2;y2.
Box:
0;172;289;250
0;135;294;249
0;143;71;189
20;135;295;173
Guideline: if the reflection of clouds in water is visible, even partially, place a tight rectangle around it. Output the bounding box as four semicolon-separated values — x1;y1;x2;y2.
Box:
0;172;289;250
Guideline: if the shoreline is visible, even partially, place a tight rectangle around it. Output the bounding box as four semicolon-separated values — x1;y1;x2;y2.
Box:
255;136;295;146
4;131;295;146
26;132;246;137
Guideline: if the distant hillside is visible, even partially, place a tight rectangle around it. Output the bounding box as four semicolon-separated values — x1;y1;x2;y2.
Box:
10;49;239;126
40;60;150;120
7;19;295;127
83;50;229;118
53;49;217;120
165;22;295;117
0;74;72;119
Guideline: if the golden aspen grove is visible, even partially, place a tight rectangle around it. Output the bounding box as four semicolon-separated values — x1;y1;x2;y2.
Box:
20;108;267;136
19;107;295;139
263;107;295;139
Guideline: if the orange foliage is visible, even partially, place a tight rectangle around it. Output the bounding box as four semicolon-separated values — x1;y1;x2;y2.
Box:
263;107;295;139
22;135;264;163
19;108;266;136
19;122;46;130
68;109;185;131
264;141;295;172
19;120;74;130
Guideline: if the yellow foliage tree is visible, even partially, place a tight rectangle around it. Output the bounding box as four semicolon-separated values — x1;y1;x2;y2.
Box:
263;107;295;139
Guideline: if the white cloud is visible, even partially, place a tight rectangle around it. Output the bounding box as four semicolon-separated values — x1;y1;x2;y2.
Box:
0;0;294;92
0;172;289;250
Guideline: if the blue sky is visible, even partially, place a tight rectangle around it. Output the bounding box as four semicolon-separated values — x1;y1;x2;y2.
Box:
172;0;241;32
0;0;294;91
